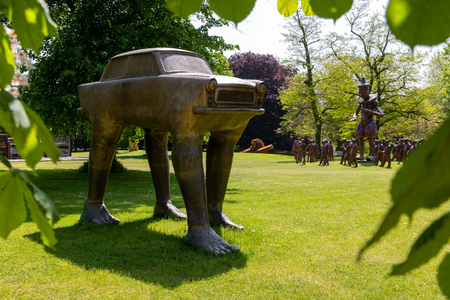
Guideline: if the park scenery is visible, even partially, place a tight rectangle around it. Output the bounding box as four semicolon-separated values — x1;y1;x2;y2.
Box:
1;0;450;299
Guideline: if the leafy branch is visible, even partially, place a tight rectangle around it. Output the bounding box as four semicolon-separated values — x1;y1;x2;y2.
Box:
0;0;60;248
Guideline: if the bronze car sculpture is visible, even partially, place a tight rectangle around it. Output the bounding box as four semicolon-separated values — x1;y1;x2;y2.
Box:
78;48;266;254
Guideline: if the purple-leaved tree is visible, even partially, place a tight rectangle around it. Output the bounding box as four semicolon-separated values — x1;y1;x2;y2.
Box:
228;52;296;150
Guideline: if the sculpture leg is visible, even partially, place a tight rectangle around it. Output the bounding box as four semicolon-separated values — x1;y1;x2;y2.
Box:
357;138;364;159
368;138;375;160
379;155;385;167
144;129;187;220
80;121;124;224
171;133;238;254
206;128;245;230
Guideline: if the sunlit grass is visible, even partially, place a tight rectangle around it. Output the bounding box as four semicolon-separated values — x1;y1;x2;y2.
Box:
0;152;447;299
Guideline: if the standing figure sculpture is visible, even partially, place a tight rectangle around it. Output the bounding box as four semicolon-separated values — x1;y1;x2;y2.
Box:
407;140;417;158
379;140;392;168
307;139;316;163
292;140;301;164
346;138;358;167
339;138;347;165
299;138;307;164
328;140;334;161
318;139;329;166
392;141;399;161
342;139;351;165
313;140;319;162
397;139;406;164
350;77;384;161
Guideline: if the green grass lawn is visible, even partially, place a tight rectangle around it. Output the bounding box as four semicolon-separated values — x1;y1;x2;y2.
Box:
1;151;447;299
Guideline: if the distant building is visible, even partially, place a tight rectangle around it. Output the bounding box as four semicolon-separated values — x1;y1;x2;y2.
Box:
0;133;72;159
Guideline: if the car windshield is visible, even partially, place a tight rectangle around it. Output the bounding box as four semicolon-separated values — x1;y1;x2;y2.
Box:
160;53;212;74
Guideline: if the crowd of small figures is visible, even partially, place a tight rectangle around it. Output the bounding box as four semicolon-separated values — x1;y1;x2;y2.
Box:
293;138;424;168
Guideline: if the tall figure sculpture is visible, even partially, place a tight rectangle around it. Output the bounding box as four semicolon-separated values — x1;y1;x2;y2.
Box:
350;77;384;161
78;48;267;254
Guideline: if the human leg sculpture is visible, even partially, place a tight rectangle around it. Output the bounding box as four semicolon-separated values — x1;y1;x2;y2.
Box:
206;128;245;230
357;137;364;159
171;133;239;254
368;138;375;160
80;121;124;224
144;129;187;220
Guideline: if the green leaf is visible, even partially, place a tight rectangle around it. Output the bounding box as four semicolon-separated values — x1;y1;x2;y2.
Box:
438;253;450;298
0;0;11;16
0;154;12;169
0;27;15;89
24;104;61;163
11;166;38;184
0;90;30;129
359;117;450;259
11;0;57;53
309;0;352;22
21;180;57;249
301;0;314;16
277;0;298;17
391;212;450;275
209;0;256;24
0;173;26;239
0;92;61;168
28;184;59;224
387;0;450;48
165;0;202;18
8;96;31;128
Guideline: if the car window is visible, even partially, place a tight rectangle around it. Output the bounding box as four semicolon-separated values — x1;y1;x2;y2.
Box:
128;52;159;76
160;54;212;74
102;56;128;80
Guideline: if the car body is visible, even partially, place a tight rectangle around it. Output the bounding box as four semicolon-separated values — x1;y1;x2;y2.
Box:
78;48;266;135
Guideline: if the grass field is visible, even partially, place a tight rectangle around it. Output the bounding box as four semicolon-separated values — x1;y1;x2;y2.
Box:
0;151;447;299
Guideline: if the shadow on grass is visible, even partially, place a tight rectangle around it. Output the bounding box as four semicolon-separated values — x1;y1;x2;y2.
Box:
33;169;187;217
355;161;380;168
115;153;148;160
25;217;247;288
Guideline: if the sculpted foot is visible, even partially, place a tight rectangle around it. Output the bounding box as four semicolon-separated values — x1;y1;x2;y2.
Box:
186;227;239;254
154;201;187;220
80;202;120;224
209;210;244;230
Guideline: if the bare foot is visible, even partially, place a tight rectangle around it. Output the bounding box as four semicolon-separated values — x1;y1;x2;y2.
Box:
80;202;120;224
209;210;244;230
154;201;187;220
186;226;239;254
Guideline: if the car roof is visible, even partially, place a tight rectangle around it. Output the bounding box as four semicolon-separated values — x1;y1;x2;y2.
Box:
110;48;203;60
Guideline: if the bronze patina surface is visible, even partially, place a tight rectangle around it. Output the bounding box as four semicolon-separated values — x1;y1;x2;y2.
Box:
78;48;266;254
350;77;384;161
241;138;273;153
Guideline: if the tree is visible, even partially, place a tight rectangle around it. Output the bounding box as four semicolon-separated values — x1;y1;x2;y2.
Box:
22;0;237;136
280;56;355;145
279;10;354;148
440;43;450;119
228;52;296;150
325;1;431;138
